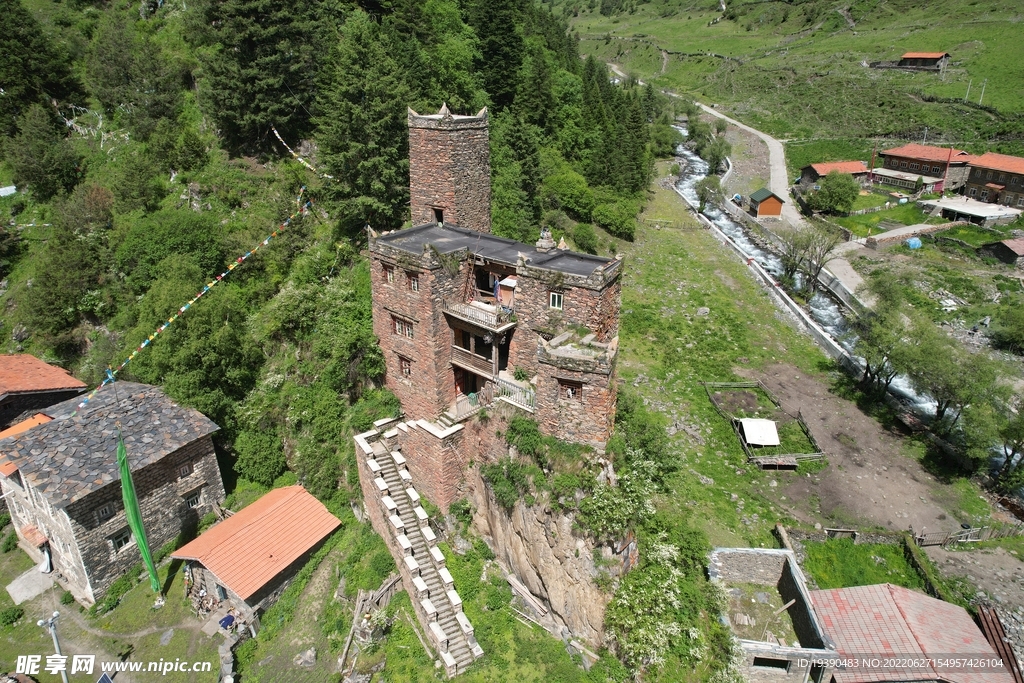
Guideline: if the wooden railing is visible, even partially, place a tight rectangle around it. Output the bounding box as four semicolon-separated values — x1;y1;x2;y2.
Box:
451;346;494;377
496;378;536;412
442;300;516;331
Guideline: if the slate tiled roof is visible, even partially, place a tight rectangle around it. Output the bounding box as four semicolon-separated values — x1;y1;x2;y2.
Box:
172;486;341;601
0;382;218;507
0;413;53;440
0;355;86;395
811;583;1011;683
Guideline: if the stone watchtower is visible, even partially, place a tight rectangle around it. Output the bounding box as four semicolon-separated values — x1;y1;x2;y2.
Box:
408;104;491;232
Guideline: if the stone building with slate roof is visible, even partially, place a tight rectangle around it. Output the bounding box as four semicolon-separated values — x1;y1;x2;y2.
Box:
0;382;225;605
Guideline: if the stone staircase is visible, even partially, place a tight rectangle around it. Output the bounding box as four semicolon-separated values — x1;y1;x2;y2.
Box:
357;423;482;677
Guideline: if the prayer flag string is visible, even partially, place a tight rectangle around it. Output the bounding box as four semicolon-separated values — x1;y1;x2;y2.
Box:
271;126;335;180
71;188;313;416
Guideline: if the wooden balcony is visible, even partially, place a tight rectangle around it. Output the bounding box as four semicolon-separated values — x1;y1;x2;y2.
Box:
442;300;516;333
451;346;494;377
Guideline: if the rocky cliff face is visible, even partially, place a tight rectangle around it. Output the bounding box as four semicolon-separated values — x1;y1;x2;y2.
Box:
465;465;610;648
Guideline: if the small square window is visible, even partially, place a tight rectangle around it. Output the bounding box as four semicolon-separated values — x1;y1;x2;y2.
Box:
549;292;563;310
179;462;193;478
96;503;115;523
932;165;941;174
384;265;395;283
986;170;993;180
909;162;919;171
999;173;1006;182
969;187;978;196
900;161;908;169
981;190;989;201
185;489;202;509
408;272;419;292
399;356;412;376
393;317;414;339
559;380;582;401
1018;197;1024;207
1012;176;1020;186
111;529;132;552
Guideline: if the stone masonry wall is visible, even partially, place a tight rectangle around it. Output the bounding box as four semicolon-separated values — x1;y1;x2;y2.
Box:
535;366;615;448
67;435;225;604
408;109;490;232
370;249;468;421
397;422;467;512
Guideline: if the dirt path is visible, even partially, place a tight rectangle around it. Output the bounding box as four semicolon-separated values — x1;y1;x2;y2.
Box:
744;363;962;533
925;545;1023;609
694;104;806;228
62;605;201;640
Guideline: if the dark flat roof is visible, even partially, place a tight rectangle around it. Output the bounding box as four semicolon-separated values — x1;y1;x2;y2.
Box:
0;382;218;507
374;223;617;278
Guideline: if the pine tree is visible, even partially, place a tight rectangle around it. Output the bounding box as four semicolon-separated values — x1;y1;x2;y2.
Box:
470;0;524;111
189;0;317;153
0;0;84;137
4;105;81;201
316;11;412;232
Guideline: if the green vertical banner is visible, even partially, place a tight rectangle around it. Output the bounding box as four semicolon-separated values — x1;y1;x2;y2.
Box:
117;430;161;594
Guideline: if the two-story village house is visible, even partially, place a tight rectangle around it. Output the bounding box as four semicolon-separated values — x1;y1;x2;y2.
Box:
0;382;225;605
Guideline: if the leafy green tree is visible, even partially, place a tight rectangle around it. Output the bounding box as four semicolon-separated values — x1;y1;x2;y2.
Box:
234;430;287;486
541;168;595;221
4;105;81;200
851;272;913;392
316;11;411;232
990;298;1024;353
0;0;84;137
812;171;860;214
694;176;722;213
188;0;316;152
803;219;845;289
415;0;486;112
703;136;731;175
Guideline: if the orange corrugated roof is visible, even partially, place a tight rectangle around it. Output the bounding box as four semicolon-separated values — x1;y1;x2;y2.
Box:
809;161;868;175
172;486;341;600
21;524;47;548
0;355;86;395
0;459;18;476
881;143;971;164
0;413;52;440
971;152;1024;176
901;52;949;59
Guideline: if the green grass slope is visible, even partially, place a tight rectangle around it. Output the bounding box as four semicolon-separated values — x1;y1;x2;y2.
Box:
566;0;1024;150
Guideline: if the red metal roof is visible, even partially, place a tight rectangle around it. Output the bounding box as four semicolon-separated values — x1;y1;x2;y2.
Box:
971;152;1024;176
0;459;18;476
0;413;52;441
985;183;1006;190
901;52;949;59
999;238;1024;256
0;355;86;395
809;161;868;176
811;584;1012;683
881;144;971;164
172;486;341;601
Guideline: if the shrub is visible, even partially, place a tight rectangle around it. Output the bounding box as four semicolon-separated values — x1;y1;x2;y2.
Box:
234;429;287;487
0;607;24;627
512;366;530;382
1;531;17;553
481;458;531;509
91;565;142;615
61;590;75;605
542;170;595;222
593;202;637;241
0;512;10;529
449;499;473;527
505;416;543;462
572;222;598;254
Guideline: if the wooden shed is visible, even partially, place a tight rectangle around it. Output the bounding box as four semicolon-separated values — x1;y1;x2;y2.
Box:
748;188;784;218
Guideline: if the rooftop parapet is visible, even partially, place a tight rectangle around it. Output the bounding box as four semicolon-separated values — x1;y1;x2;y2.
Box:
538;330;618;375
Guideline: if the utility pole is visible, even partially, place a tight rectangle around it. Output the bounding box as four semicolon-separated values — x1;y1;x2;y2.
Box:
38;611;70;683
923;127;928;144
964;79;972;102
978;79;987;106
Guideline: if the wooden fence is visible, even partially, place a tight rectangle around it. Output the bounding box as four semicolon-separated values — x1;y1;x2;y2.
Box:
913;523;1024;548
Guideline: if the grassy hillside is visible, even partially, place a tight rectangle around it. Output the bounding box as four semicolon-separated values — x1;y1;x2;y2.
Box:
565;0;1024;151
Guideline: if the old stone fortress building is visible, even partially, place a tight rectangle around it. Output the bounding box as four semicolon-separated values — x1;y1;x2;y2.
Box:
368;104;623;507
